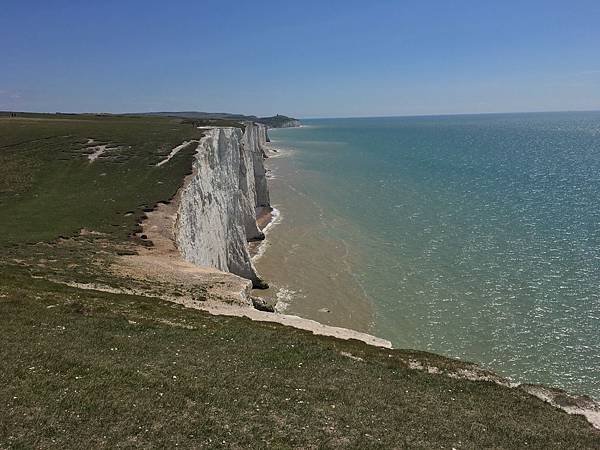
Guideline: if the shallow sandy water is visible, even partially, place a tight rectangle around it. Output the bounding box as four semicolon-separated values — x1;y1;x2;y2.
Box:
252;146;375;333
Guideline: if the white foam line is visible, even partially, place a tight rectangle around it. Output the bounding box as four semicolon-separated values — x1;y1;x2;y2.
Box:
156;140;199;167
265;144;294;158
262;207;281;234
253;207;282;262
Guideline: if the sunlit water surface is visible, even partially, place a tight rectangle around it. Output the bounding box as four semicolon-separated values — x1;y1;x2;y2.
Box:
266;112;600;398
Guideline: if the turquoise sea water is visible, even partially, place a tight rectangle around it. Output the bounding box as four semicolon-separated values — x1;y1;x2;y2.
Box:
268;112;600;399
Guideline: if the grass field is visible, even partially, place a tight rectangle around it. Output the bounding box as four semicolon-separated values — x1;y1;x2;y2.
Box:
1;114;599;448
0;114;211;245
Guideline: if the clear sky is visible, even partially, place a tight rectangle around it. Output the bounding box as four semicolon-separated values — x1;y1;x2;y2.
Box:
2;0;599;118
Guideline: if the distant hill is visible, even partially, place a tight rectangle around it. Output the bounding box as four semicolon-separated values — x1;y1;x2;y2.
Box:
129;112;301;128
259;114;301;128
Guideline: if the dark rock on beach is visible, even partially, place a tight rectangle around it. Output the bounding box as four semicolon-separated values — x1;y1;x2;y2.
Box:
251;296;277;312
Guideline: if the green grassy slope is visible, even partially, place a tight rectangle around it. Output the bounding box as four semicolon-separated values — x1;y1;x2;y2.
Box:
1;268;599;448
0;115;598;448
0;114;207;245
123;111;300;128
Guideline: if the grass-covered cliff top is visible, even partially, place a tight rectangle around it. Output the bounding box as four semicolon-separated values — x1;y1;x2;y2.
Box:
0;114;598;448
120;111;300;128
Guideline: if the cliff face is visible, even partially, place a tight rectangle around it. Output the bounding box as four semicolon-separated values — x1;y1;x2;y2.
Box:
243;121;270;208
276;119;301;128
175;123;270;288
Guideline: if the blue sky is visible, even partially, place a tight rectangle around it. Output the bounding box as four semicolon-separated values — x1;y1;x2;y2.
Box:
1;1;599;118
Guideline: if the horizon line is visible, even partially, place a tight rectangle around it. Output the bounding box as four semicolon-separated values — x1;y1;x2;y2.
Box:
299;108;600;121
2;108;600;121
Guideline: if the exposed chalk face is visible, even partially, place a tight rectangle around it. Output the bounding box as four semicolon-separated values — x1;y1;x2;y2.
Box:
278;119;302;128
243;122;270;208
175;123;270;286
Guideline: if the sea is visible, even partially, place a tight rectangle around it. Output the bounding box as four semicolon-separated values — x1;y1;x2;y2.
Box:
255;112;600;399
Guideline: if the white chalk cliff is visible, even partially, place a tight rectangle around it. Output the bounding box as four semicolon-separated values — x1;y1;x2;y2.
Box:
175;123;270;288
278;118;302;128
